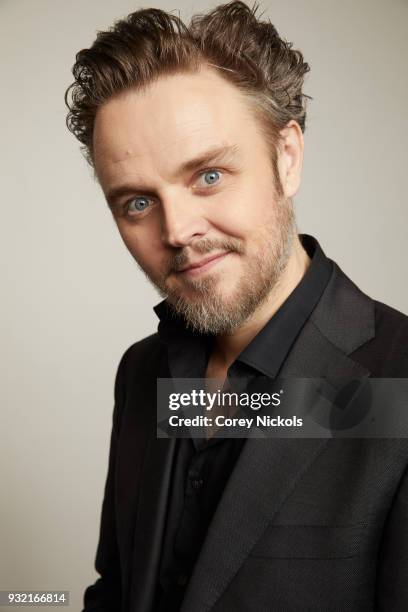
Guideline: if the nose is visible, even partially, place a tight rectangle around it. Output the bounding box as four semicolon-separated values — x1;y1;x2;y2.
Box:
160;193;210;248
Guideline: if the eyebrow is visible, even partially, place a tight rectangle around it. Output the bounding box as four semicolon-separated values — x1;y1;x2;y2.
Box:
105;144;240;207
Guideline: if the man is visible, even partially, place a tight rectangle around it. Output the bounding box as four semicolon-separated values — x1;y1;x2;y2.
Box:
65;2;408;610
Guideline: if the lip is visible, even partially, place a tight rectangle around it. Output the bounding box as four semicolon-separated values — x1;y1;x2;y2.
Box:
177;251;230;276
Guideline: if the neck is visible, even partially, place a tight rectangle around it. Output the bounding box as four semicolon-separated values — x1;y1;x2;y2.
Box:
210;235;310;371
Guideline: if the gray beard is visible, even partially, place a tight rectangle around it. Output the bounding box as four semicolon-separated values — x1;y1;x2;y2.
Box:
149;197;297;335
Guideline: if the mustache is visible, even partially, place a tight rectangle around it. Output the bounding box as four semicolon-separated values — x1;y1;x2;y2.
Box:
168;238;244;273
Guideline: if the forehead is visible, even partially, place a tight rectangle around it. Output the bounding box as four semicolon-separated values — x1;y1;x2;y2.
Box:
93;67;263;186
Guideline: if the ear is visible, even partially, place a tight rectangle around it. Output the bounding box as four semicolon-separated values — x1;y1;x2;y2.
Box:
276;120;304;198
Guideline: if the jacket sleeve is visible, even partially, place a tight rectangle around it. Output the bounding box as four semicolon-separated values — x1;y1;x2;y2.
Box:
82;350;129;611
375;462;408;611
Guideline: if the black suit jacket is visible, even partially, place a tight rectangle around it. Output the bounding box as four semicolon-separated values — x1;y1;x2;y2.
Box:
83;257;408;611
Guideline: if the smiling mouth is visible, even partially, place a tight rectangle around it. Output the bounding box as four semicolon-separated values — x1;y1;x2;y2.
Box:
176;251;231;276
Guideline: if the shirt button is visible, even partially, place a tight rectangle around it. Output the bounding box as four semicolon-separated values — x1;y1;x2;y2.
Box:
191;478;204;490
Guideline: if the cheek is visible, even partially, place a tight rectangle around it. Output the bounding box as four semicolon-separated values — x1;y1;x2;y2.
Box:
116;221;165;274
116;221;140;255
207;196;251;238
213;180;277;235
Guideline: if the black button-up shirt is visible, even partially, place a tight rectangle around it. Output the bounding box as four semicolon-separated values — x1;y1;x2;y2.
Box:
154;235;333;611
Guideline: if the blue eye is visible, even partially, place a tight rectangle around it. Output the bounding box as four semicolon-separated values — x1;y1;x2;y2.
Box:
201;170;221;186
127;197;151;214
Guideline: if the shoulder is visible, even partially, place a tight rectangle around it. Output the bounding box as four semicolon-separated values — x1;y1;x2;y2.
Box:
117;332;164;375
120;332;163;364
351;299;408;376
113;332;164;397
317;259;408;376
374;300;408;342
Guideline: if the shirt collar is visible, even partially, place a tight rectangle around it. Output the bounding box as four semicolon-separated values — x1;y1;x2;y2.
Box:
233;234;333;378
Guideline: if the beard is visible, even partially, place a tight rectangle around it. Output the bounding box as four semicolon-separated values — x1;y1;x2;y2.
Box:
141;194;297;335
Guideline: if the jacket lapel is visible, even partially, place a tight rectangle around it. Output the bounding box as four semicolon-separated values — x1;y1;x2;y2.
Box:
181;264;375;612
129;436;176;612
119;352;178;612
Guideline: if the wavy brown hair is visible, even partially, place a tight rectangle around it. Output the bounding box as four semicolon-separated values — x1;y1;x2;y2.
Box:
65;1;310;168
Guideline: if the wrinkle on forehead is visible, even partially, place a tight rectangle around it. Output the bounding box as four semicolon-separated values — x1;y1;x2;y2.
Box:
93;68;259;185
96;119;218;187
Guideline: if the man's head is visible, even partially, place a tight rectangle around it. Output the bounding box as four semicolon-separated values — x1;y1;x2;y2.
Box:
65;2;310;334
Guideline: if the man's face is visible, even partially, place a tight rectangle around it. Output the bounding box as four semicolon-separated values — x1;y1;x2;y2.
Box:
93;68;296;334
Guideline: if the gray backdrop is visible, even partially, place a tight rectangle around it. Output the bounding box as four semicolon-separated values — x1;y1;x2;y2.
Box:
1;0;407;609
